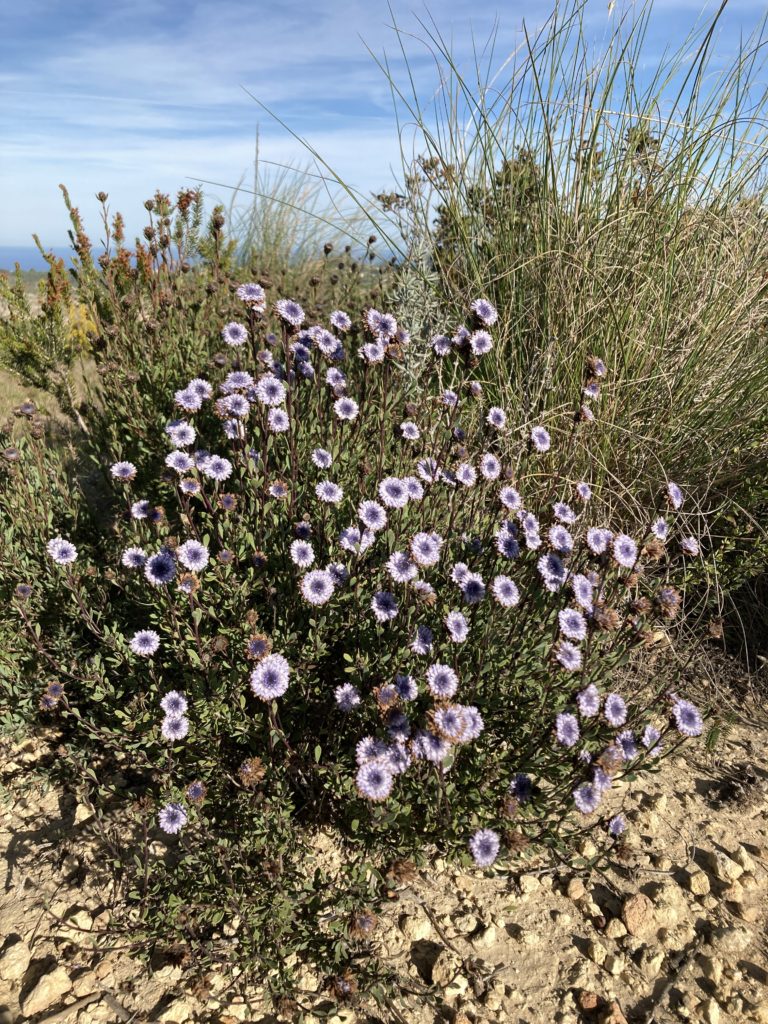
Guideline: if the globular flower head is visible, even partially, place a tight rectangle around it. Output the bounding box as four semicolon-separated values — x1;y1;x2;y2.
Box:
461;572;485;605
122;546;147;569
555;640;582;671
46;537;78;565
559;608;587;641
400;420;420;441
604;693;628;727
311;448;332;469
553;501;576;524
426;663;459;699
608;814;626;837
221;322;248;346
571;574;594;612
469;828;500;867
274;298;305;327
471;331;493;357
576;482;592;502
681;536;700;557
334;396;359;421
379;477;409;509
161;715;189;741
186;780;207;804
387;551;418;583
290;539;315;569
548;525;574;554
577;684;601;717
145;550;176;587
110;461;137;481
672;698;703;737
587;527;612;555
492;575;520;607
612;534;638;570
161;690;188;717
371;590;398;623
480;453;501;480
202;455;233;482
335;683;361;711
531;426;551;452
255;374;287;407
356;761;393;801
330;309;352;331
358;500;387;532
129;629;160;657
250;653;291;701
411;729;450;763
316;480;343;504
158;802;187;834
667;480;684;510
445;610;469;643
555;712;580;747
410;531;443;567
301;570;335;605
538;553;567;592
236;282;266;307
651;517;669;541
456;463;477;487
573;783;601;814
268;407;290;433
176;540;209;573
642;724;662;753
500;486;522;511
470;297;498;326
485;405;505;428
411;624;433;656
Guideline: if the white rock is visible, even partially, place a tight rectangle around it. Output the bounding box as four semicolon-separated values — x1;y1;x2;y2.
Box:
21;966;73;1017
699;956;723;984
472;925;497;948
605;919;627;940
686;870;710;896
519;874;540;894
604;953;626;976
158;998;196;1023
732;846;756;873
704;851;743;884
640;946;665;979
0;939;31;982
566;878;586;901
699;997;720;1024
587;939;607;966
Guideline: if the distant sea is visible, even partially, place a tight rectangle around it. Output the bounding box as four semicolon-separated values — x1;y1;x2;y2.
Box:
0;246;74;272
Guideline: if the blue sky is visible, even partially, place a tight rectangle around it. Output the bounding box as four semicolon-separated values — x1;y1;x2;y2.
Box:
0;0;765;248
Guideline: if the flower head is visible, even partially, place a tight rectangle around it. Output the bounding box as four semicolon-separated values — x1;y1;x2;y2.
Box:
334;397;359;421
555;640;582;671
356;761;393;801
612;534;638;570
559;608;587;641
531;426;551;452
604;693;627;727
158;803;187;834
371;590;398;623
110;461;137;481
556;713;580;747
311;448;332;469
426;663;459;699
470;298;498;326
274;299;305;327
177;540;209;573
492;575;520;607
410;531;443;567
222;322;248;346
46;537;78;565
161;690;188;717
250;653;291;701
316;480;343;504
445;610;469;643
301;570;335;605
577;684;601;717
335;683;361;711
145;550;176;586
672;698;703;737
469;828;500;867
129;630;160;657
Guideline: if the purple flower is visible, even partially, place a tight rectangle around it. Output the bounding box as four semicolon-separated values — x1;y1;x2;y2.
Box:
129;630;160;657
538;553;567;592
334;397;359;421
500;486;522;511
470;298;498;326
121;546;147;569
445;610;469;643
672;699;703;737
131;500;152;520
316;480;343;504
410;531;443;567
274;298;305;327
110;461;137;481
158;803;187;834
577;684;600;717
290;540;315;569
166;450;194;474
161;691;187;717
559;608;587;641
612;534;637;569
371;591;398;623
576;482;592;502
416;457;439;482
492;575;520;607
548;525;574;554
255;374;287;406
358;500;387;532
681;536;700;556
471;331;493;356
365;308;397;340
335;683;361;711
176;540;209;573
268;408;290;433
432;334;452;356
587;527;613;555
179;478;200;495
312;448;333;469
400;421;420;440
486;405;505;428
404;476;424;500
161;715;189;741
531;426;551;452
556;712;580;747
616;730;638;759
469;828;500;867
583;380;600;399
456;463;477;487
387;551;418;583
573;783;601;814
356;761;393;801
222;322;248;346
555;641;582;671
202;455;233;482
236;282;266;306
608;815;626;837
480;453;501;480
461;573;486;604
604;693;627;727
339;526;374;554
378;477;409;509
46;537;78;565
510;773;532;803
330;310;351;331
426;663;459;699
553;502;576;524
301;570;335;605
395;674;418;700
642;724;662;753
145;550;176;587
411;625;433;656
667;480;684;510
651;517;669;540
570;574;594;612
411;730;450;763
441;389;458;407
250;653;291;701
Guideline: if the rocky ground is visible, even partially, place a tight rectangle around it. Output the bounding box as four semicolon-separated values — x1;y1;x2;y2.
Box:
1;668;767;1024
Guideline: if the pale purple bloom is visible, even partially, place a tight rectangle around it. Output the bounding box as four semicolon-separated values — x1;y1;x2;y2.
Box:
587;527;612;555
361;340;386;363
145;550;176;586
510;774;532;803
469;828;500;867
667;480;684;510
531;426;551;452
371;591;398;623
411;730;450;763
456;463;477;487
616;730;638;759
222;322;248;346
301;570;335;605
202;455;233;482
426;663;458;699
571;574;594;612
326;367;346;388
356;762;393;801
576;482;592;502
179;478;200;495
403;476;424;500
161;690;188;717
311;448;332;469
358;500;387;532
651;517;669;540
110;461;137;481
236;282;266;306
612;534;637;569
46;536;78;565
158;803;187;834
583;380;600;399
549;525;574;554
480;453;501;480
177;540;209;573
642;724;662;752
166;421;196;447
268;408;290;433
339;526;375;554
410;532;443;567
451;562;470;585
486;405;505;429
471;331;493;356
175;388;202;412
411;625;433;656
445;610;469;643
274;299;305;327
379;477;409;509
365;308;397;340
335;683;361;711
129;630;160;656
556;712;580;747
166;450;194;473
577;684;600;717
573;783;601;814
538;553;567;592
162;715;189;742
555;640;582;671
431;333;452;356
416;457;439;482
492;575;520;607
330;310;351;331
608;815;626;837
500;487;522;511
441;389;458;407
604;693;627;726
453;326;470;348
461;573;485;605
387;551;418;583
290;540;315;569
316;480;343;504
400;421;420;440
250;653;291;701
672;699;703;737
131;499;151;519
334;397;359;421
553;502;576;524
122;546;146;569
188;378;213;400
356;737;389;764
681;536;700;556
470;298;498;326
326;561;348;585
559;608;587;641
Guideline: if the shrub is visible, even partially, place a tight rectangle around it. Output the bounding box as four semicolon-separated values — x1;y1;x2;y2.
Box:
2;284;708;1001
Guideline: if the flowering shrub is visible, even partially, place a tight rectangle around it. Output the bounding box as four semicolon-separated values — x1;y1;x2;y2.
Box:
2;286;707;997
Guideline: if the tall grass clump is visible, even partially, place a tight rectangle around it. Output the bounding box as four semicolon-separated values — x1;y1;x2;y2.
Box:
301;0;768;616
2;274;711;1002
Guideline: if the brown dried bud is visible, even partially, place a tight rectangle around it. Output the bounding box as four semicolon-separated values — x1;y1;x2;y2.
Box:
348;910;377;940
96;191;108;203
330;969;358;1001
632;596;652;615
238;756;266;787
385;858;418;884
643;538;665;561
593;603;621;632
504;830;530;853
